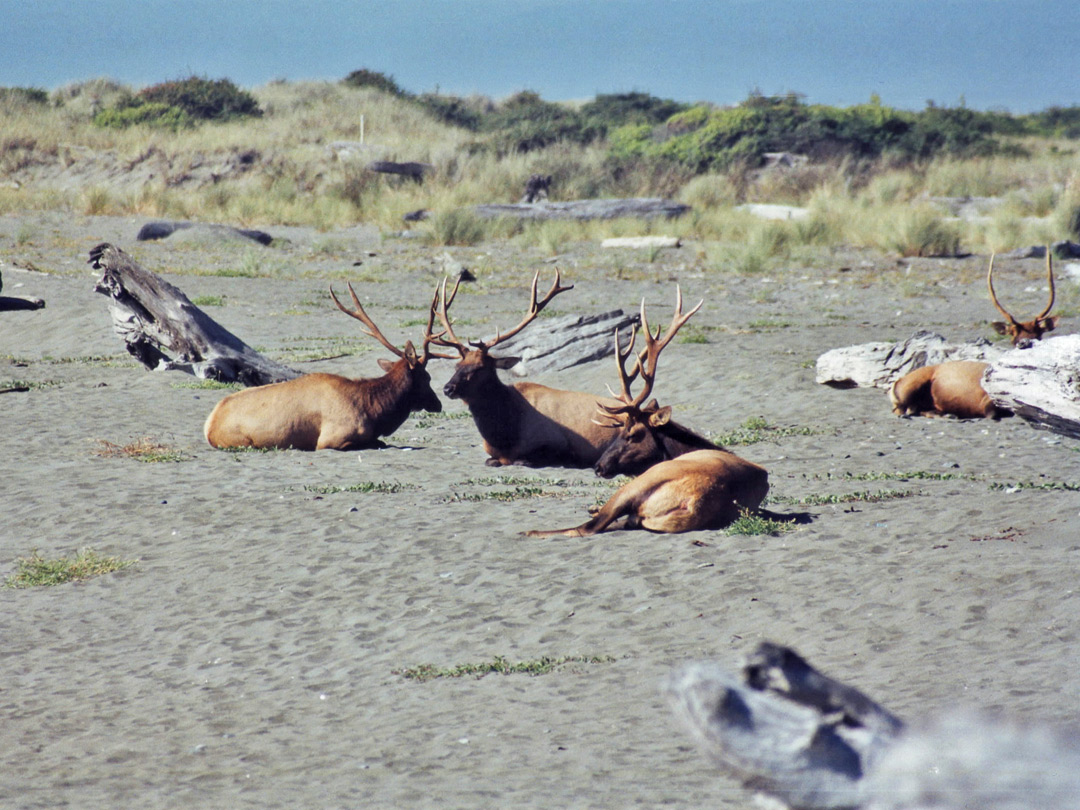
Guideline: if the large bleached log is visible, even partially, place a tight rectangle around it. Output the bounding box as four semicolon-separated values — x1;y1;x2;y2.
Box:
982;334;1080;439
815;331;1002;389
482;309;639;377
473;197;690;221
665;643;903;810
665;642;1080;810
90;243;300;386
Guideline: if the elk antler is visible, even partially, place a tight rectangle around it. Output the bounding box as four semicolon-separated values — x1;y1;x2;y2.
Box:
987;248;1056;344
330;282;406;358
598;286;703;417
480;268;573;350
430;274;468;357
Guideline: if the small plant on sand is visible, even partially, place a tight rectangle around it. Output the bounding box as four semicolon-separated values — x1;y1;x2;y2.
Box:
5;548;137;588
94;437;190;463
770;489;915;506
724;510;797;536
190;295;225;307
303;481;419;495
711;417;820;446
989;480;1080;492
395;655;616;681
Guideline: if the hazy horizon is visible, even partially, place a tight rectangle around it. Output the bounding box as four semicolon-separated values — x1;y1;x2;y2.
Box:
3;0;1078;113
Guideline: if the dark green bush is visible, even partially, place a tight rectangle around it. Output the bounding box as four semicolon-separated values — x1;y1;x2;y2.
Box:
342;68;407;97
0;86;49;106
416;93;487;131
136;76;262;121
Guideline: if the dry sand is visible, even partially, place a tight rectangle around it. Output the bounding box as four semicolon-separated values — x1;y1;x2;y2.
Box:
2;212;1079;808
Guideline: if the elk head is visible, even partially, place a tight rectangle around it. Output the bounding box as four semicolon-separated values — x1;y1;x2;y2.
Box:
592;287;702;478
330;281;453;413
987;249;1058;345
433;268;573;401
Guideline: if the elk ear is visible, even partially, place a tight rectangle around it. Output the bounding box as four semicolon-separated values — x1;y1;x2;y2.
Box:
1039;316;1059;332
493;355;521;369
402;340;419;365
991;321;1009;335
377;358;396;371
648;405;672;427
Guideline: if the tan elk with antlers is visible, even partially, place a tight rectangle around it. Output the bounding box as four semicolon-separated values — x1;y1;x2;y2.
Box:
204;284;448;450
434;268;622;467
987;249;1058;344
526;291;769;537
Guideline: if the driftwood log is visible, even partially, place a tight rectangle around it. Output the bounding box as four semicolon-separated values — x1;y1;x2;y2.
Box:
983;334;1080;439
473;197;690;221
815;331;1002;390
666;642;1080;810
367;160;432;182
482;309;639;377
90;243;299;386
0;270;45;311
136;220;273;246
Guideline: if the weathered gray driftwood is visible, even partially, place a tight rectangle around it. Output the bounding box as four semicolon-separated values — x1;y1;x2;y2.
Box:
601;236;681;249
0;270;45;310
367;160;432;182
983;334;1080;439
815;331;1002;389
666;642;1080;810
90;243;299;386
481;309;639;377
136;220;273;246
473;197;690;221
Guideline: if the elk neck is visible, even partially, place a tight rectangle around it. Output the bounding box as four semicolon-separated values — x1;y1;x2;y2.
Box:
351;359;424;436
657;420;721;459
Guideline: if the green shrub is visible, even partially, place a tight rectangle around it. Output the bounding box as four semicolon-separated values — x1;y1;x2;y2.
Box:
342;68;407;97
93;101;192;130
137;76;262;121
0;86;49;106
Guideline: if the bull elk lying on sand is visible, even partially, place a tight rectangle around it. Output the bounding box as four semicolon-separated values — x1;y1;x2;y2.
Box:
888;360;1006;420
987;248;1058;344
889;251;1060;420
434;268;622;467
527;291;769;536
204;284;448;450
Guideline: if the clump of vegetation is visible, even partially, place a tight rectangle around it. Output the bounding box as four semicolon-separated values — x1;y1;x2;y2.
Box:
94;437;190;463
712;416;820;446
396;654;615;681
5;548;136;588
94;75;261;129
342;68;407;97
304;481;418;495
725;510;797;536
0;86;49;106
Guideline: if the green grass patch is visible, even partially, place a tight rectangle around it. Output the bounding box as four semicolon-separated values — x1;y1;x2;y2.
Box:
95;437;190;463
172;380;243;390
712;416;820;446
770;489;915;506
5;548;137;588
724;510;798;536
443;485;562;503
989;480;1080;492
190;295;225;307
818;470;972;482
396;654;616;682
304;481;419;495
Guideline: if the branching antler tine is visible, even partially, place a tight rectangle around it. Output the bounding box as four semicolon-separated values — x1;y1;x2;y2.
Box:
431;275;468;355
482;267;574;349
417;282;457;362
630;285;705;408
1038;247;1056;319
987;253;1021;327
329;282;404;358
610;323;643;405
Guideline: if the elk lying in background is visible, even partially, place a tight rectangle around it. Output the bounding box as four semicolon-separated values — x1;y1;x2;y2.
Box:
888;360;1007;420
434;269;622;467
527;292;769;537
591;287;718;477
204;284;448;450
988;249;1058;344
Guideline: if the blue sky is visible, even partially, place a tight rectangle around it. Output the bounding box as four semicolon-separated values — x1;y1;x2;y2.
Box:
2;0;1077;112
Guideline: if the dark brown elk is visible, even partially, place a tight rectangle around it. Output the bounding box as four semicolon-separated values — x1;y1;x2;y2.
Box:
526;292;769;537
434;269;622;467
987;249;1058;344
204;284;448;450
592;287;720;478
888;360;1007;420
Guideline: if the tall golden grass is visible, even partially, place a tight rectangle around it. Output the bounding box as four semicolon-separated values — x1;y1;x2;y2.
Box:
3;79;1080;256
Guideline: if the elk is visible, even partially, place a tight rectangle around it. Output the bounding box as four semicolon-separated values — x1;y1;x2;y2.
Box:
526;291;769;537
433;269;623;468
591;287;721;477
987;249;1058;344
204;284;449;450
888;360;1007;420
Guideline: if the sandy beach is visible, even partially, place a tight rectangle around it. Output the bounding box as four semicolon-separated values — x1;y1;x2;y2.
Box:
2;211;1079;808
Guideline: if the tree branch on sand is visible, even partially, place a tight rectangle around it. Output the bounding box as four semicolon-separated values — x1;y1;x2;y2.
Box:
90;243;300;386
